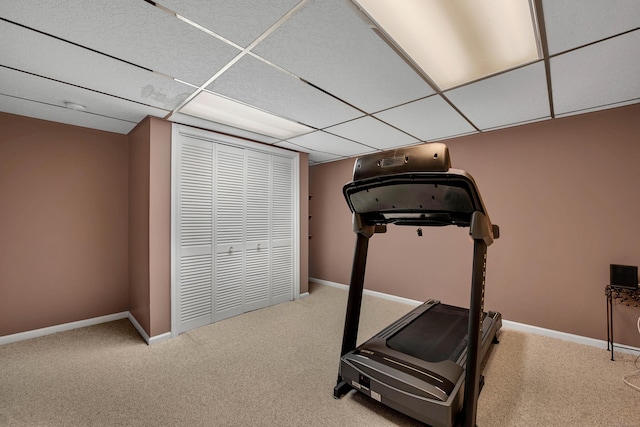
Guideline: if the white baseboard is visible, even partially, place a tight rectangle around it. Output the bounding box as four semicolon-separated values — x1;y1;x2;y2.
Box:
299;292;310;299
0;312;129;346
501;320;640;355
127;313;150;344
4;281;638;356
149;332;172;345
309;277;640;355
309;277;422;307
126;313;173;345
1;312;172;346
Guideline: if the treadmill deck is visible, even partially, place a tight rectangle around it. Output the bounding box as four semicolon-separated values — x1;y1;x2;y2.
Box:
338;301;501;427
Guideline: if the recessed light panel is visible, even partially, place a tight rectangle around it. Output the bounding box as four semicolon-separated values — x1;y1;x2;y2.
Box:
179;91;313;140
354;0;541;90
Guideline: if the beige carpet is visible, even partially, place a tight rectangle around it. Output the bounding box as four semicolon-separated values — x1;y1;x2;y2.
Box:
1;282;638;426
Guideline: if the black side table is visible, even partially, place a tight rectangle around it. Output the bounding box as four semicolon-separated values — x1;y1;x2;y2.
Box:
605;285;640;361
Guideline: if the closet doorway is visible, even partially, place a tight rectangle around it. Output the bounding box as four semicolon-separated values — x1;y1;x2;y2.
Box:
171;124;300;335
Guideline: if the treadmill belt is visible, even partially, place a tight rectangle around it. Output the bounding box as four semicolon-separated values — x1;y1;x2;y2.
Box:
387;304;470;363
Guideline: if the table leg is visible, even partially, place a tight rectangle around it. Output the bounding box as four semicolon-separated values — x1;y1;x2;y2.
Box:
608;294;614;361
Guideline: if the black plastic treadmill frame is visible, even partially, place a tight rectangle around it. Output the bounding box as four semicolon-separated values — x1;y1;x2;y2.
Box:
333;143;499;427
339;308;501;427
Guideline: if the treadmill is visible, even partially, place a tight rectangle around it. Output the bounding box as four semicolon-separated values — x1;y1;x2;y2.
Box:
333;143;501;427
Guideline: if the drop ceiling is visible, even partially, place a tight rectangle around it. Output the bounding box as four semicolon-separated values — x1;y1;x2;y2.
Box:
0;0;638;163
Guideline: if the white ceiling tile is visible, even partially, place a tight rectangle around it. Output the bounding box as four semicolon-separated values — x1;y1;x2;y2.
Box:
0;20;194;111
208;55;363;128
555;99;639;118
0;67;168;123
324;116;418;149
542;0;640;55
159;0;301;48
0;95;136;134
551;31;640;116
374;96;477;141
274;140;346;163
252;0;434;113
0;0;240;86
306;151;346;163
274;140;313;153
446;62;550;130
286;131;375;157
479;116;550;131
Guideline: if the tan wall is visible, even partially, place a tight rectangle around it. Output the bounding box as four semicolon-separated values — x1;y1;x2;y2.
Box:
128;117;172;338
128;119;151;333
0;111;317;339
309;104;640;347
0;112;129;336
148;118;172;336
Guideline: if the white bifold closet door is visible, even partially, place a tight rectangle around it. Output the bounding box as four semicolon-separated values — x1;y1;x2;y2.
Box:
214;145;274;320
174;126;296;334
271;155;294;305
177;138;214;332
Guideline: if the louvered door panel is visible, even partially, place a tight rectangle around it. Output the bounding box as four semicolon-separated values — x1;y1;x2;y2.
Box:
215;145;245;245
271;244;293;304
244;150;271;311
177;139;213;333
272;156;293;243
215;249;244;320
246;151;270;242
180;253;212;323
214;144;245;320
271;155;294;304
180;143;213;247
244;246;270;311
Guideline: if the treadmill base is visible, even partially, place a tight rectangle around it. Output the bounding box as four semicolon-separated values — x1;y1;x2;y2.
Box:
335;301;501;427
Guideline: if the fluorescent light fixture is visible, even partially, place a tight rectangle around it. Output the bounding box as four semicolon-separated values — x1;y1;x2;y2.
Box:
354;0;541;90
179;91;313;140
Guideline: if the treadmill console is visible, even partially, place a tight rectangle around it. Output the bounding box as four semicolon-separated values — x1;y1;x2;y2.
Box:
352;143;451;181
343;143;496;237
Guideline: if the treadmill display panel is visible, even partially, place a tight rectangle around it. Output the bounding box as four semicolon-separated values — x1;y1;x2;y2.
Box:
387;304;470;363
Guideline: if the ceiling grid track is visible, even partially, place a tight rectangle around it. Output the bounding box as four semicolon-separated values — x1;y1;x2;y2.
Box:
0;64;170;111
162;0;311;120
0;17;154;74
533;0;555;119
